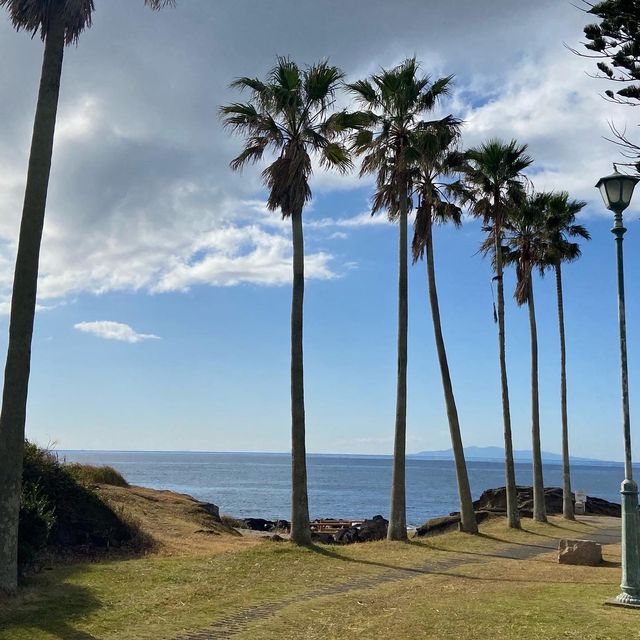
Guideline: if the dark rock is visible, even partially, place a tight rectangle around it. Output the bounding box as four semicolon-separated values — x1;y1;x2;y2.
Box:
334;527;360;544
358;515;388;541
243;518;275;531
415;511;491;537
473;486;621;518
311;531;336;544
200;502;221;521
274;519;291;532
584;495;621;517
332;515;389;544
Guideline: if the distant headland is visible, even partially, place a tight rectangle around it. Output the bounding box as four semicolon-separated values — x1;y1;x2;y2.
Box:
410;446;620;466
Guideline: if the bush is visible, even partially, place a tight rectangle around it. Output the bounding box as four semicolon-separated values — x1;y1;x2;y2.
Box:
19;442;146;569
18;482;55;568
65;463;129;487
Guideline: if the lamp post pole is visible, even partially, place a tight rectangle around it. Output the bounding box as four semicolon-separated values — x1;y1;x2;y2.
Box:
596;166;640;606
612;207;640;606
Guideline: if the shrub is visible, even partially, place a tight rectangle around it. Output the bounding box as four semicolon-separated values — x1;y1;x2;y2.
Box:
18;482;55;568
66;463;129;487
19;441;147;569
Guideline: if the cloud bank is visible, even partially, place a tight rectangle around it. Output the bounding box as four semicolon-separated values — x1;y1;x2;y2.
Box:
0;0;630;313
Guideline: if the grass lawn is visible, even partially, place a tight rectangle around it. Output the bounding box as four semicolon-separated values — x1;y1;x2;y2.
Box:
0;505;634;640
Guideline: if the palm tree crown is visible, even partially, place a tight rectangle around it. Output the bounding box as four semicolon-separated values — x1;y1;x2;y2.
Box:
411;127;464;261
348;57;455;216
0;0;173;45
462;138;532;224
220;57;351;216
503;193;549;305
543;192;590;265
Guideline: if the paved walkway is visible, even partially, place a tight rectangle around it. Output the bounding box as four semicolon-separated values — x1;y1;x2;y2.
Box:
174;517;621;640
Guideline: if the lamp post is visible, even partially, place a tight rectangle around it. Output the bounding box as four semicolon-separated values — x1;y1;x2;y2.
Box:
596;165;640;607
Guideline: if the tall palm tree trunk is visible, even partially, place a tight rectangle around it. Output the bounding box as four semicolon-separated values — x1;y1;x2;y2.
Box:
555;263;573;519
527;281;546;522
290;210;311;545
0;12;65;596
494;224;520;529
424;217;477;533
388;187;408;541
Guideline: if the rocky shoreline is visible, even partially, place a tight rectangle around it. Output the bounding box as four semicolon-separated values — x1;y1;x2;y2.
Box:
416;486;621;536
235;486;622;544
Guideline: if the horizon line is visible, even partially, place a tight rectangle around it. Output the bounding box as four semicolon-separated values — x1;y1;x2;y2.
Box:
54;447;626;465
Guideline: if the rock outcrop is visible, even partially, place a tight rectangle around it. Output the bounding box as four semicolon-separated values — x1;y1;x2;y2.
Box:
473;486;621;518
242;518;291;532
310;515;389;544
415;511;491;537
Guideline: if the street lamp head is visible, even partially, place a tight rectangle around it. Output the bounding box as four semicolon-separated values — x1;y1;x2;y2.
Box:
595;165;639;213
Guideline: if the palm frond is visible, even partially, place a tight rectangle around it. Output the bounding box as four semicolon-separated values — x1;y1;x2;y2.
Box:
2;0;94;44
320;142;353;173
304;61;343;104
346;79;379;107
418;75;454;111
229;76;268;94
144;0;175;8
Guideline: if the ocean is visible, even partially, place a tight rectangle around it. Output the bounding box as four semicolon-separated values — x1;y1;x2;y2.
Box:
60;451;626;527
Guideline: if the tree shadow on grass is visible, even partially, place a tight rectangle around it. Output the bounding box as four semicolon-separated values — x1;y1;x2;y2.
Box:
405;538;553;564
306;543;620;587
0;572;101;640
473;531;558;549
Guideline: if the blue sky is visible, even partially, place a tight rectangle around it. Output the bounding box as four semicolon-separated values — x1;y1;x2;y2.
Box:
0;0;639;460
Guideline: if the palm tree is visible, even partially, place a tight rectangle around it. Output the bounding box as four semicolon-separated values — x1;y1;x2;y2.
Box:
543;192;589;520
462;139;532;529
410;128;478;533
220;58;351;545
347;58;454;540
503;193;550;523
0;0;174;596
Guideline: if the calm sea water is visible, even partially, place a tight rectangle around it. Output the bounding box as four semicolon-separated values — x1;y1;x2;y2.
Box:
60;451;625;527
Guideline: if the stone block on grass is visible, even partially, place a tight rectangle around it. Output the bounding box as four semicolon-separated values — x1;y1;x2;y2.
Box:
558;539;602;566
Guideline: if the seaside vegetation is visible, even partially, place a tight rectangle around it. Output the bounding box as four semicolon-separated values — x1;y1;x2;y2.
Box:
65;462;130;488
18;443;147;572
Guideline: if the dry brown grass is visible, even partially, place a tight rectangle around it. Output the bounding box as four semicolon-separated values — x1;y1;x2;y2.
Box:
94;484;256;555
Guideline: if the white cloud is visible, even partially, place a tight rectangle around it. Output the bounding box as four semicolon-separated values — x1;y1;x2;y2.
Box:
307;212;393;229
153;225;336;292
74;321;160;343
456;52;638;212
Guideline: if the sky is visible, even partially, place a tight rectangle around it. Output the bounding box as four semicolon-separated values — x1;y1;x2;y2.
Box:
0;0;639;460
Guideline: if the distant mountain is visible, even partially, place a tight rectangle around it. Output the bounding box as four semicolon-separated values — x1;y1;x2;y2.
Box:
410;446;618;466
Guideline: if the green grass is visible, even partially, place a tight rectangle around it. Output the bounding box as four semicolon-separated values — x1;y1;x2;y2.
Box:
0;516;631;640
